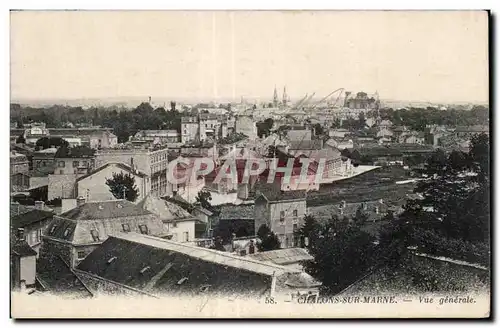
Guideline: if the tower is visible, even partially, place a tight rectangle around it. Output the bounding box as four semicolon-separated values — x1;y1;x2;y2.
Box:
344;91;351;108
282;86;288;107
273;86;279;108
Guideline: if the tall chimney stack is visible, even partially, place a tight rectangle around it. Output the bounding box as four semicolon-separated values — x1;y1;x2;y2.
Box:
76;196;86;207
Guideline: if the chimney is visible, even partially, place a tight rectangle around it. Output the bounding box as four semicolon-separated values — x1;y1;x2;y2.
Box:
341;200;347;208
17;228;25;241
34;201;44;211
379;198;384;204
375;206;379;214
248;240;255;254
76;196;86;207
130;157;134;169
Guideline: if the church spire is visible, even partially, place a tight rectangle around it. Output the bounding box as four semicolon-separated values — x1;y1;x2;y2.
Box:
282;86;288;107
273;85;279;108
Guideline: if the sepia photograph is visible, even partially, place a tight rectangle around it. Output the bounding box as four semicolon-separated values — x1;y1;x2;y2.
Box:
8;9;491;319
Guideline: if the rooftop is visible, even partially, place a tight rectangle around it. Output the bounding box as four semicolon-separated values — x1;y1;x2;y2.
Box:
60;199;152;220
254;181;306;202
247;248;313;266
76;162;148;182
11;209;54;230
75;233;313;297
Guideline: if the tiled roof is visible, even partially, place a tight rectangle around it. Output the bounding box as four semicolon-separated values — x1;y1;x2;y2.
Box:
36;255;93;298
11;209;54;230
247;248;313;266
60;200;152;220
75;233;309;296
76;162;148;182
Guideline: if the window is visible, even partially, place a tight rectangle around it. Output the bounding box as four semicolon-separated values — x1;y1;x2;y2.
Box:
63;228;71;238
293;210;298;217
183;232;189;242
172;222;177;228
82;161;88;167
49;224;57;235
77;251;86;259
90;229;100;242
139;224;148;235
280;211;285;222
293;224;298;232
58;161;65;168
122;223;130;232
72;161;79;167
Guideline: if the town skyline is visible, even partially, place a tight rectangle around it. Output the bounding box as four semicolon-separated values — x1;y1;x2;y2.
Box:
11;11;489;104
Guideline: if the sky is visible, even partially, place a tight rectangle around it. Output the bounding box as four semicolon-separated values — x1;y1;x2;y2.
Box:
10;11;489;103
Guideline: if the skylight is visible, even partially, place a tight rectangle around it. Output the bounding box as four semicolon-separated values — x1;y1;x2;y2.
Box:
140;266;151;274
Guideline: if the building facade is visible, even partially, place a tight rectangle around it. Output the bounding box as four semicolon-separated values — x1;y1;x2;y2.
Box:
95;145;169;197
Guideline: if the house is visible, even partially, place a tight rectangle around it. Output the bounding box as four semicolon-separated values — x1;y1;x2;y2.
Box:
39;199;168;268
254;183;307;248
139;195;202;244
330;199;392;223
181;116;199;144
48;128;118;149
23;122;50;145
76;162;150;204
131;130;180;145
32;147;58;176
325;138;354;150
286;125;312;142
11;171;49;193
235;115;258;140
403;132;426;144
328;128;350;139
10;151;29;175
376;127;394;139
48;146;96;200
11;203;54;255
453;125;489;138
11;229;37;291
74;233;321;298
199;113;220;141
95;144;170;197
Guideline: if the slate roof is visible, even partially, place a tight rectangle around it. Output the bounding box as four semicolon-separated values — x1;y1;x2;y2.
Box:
45;200;166;245
288;140;323;150
11;209;54;230
11;239;37;257
75;233;310;297
36;255;93;298
10;203;34;218
60;199;152;220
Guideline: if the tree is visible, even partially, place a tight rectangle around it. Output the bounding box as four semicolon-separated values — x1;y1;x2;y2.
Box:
35;137;69;150
303;218;377;294
105;172;139;202
196;190;220;217
16;133;25;144
313;123;324;136
256;224;281;251
295;214;321;250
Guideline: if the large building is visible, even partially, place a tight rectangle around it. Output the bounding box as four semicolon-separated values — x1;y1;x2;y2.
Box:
95;145;169;197
181;116;199;144
32;147;58;176
10;151;29;175
40;199;168;268
254;184;307;248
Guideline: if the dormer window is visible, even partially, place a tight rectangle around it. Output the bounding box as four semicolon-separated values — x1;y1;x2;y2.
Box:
140;266;150;274
63;228;71;238
122;223;131;232
107;256;117;264
90;229;100;242
49;224;57;235
139;224;148;235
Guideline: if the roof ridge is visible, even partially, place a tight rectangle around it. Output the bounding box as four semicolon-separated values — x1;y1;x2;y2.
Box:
112;233;300;273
